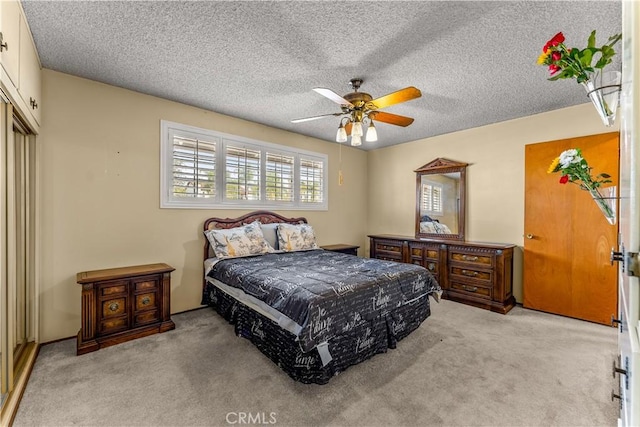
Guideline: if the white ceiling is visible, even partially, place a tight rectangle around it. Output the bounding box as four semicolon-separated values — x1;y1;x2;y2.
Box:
21;0;622;150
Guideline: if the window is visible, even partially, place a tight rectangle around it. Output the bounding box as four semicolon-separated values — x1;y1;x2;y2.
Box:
160;121;328;209
421;182;443;214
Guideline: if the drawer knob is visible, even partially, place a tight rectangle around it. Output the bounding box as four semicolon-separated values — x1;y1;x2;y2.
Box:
462;255;478;262
461;269;479;277
461;285;478;292
427;262;436;271
0;32;7;52
108;302;119;312
141;296;151;306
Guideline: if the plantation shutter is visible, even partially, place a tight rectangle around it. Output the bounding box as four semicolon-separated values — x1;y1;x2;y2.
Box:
266;152;294;202
171;135;216;198
432;186;443;212
300;157;324;203
225;145;261;200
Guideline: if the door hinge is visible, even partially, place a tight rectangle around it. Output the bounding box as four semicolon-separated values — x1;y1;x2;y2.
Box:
627;252;640;277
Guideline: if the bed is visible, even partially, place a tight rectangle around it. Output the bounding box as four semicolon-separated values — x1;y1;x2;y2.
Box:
201;211;441;384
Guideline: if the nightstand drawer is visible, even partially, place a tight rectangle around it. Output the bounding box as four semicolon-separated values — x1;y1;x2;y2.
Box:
135;279;158;292
99;316;129;335
135;292;157;311
101;281;127;296
135;310;159;325
101;297;127;318
449;281;492;299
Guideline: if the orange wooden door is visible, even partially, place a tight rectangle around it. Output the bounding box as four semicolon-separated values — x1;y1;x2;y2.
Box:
523;132;619;325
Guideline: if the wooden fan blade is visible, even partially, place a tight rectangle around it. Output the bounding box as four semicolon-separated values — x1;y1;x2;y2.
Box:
291;113;342;123
313;88;354;107
345;122;352;136
370;111;414;127
368;87;422;110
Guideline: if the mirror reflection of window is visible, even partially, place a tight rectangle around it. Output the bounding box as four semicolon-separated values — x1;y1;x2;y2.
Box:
421;183;443;214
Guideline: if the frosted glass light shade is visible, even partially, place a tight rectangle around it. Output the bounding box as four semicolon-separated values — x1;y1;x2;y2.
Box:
351;121;363;137
336;125;348;142
365;122;378;142
351;135;362;146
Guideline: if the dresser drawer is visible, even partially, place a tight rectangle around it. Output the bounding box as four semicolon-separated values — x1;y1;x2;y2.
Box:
449;281;492;299
449;248;494;267
423;260;439;275
449;266;492;284
409;244;439;260
373;240;403;262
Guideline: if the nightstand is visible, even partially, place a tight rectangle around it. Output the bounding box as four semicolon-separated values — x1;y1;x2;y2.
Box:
321;244;360;256
76;263;175;355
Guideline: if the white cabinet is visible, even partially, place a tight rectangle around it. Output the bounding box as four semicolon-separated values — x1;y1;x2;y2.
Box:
0;0;21;89
0;0;40;132
18;11;40;126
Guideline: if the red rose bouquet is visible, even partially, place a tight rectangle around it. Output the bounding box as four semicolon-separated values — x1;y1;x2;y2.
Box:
537;30;621;83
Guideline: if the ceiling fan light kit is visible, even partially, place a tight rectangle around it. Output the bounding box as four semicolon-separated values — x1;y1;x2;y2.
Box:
292;78;421;147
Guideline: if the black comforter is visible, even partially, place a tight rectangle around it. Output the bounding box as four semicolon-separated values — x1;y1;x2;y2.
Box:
205;249;441;352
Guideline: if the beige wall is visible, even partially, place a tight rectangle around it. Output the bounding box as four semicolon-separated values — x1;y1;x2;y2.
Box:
39;70;368;342
368;104;619;303
39;68;621;341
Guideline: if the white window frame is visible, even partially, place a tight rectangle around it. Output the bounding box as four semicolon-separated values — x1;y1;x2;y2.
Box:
160;120;328;210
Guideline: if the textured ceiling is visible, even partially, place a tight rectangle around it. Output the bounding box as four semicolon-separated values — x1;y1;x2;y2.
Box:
21;1;622;150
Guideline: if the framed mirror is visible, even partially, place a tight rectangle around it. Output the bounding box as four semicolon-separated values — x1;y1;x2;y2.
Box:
415;158;467;241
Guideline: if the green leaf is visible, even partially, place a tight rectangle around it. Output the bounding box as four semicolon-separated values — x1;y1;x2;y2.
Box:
580;49;593;67
547;69;573;81
599;173;611;178
588;30;596;48
608;33;622;46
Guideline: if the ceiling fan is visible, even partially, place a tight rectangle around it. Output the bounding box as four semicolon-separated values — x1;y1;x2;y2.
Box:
292;78;422;146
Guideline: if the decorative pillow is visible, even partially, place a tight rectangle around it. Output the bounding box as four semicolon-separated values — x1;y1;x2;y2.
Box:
277;223;319;252
204;220;274;259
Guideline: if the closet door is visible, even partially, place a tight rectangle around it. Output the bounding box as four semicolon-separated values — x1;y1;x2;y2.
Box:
523;132;619;325
0;102;36;414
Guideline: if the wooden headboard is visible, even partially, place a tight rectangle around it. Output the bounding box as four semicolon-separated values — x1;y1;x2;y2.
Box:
202;211;308;291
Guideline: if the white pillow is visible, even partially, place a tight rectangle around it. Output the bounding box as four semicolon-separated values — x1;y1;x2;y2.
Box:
276;223;319;252
204;220;274;259
259;222;279;251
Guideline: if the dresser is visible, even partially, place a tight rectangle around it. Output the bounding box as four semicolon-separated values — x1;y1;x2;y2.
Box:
369;235;516;314
76;263;175;355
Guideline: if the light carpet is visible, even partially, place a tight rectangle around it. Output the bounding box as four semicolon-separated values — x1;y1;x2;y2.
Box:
13;299;618;427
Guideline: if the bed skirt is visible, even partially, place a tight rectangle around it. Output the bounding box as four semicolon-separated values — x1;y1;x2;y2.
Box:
203;283;432;384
